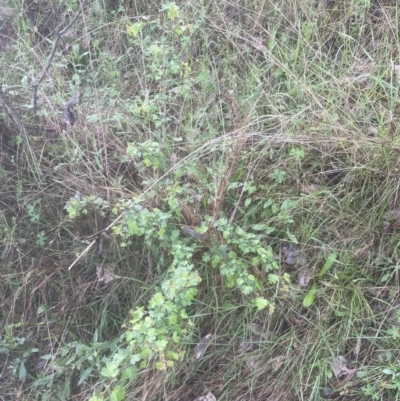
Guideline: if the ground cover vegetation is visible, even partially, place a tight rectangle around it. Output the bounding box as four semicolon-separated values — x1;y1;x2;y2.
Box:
1;0;400;400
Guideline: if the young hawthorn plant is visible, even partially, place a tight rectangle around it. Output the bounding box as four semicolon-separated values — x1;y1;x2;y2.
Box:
108;198;202;360
125;1;198;128
125;242;201;371
59;176;296;400
205;216;280;295
57;195;202;400
59;132;304;393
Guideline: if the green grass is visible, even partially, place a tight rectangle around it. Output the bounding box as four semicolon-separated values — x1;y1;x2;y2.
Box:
2;0;400;400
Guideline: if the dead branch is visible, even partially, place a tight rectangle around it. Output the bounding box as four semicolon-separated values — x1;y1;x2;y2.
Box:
63;92;79;132
33;0;88;125
0;85;28;144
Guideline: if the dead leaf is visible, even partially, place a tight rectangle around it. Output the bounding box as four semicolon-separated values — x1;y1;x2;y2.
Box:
193;392;217;401
171;152;178;168
238;324;269;353
392;64;400;83
193;334;213;360
298;268;312;287
96;265;121;284
325;163;343;181
330;356;350;377
272;355;286;372
181;225;207;241
385;301;400;323
384;209;400;228
0;19;14;52
300;184;324;194
34;359;48;370
282;244;299;265
366;287;388;299
239;338;257;353
367;126;378;136
246;355;259;368
249;323;262;335
63;93;79;131
384;209;400;221
329;356;357;388
320;387;340;399
321;356;357;399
